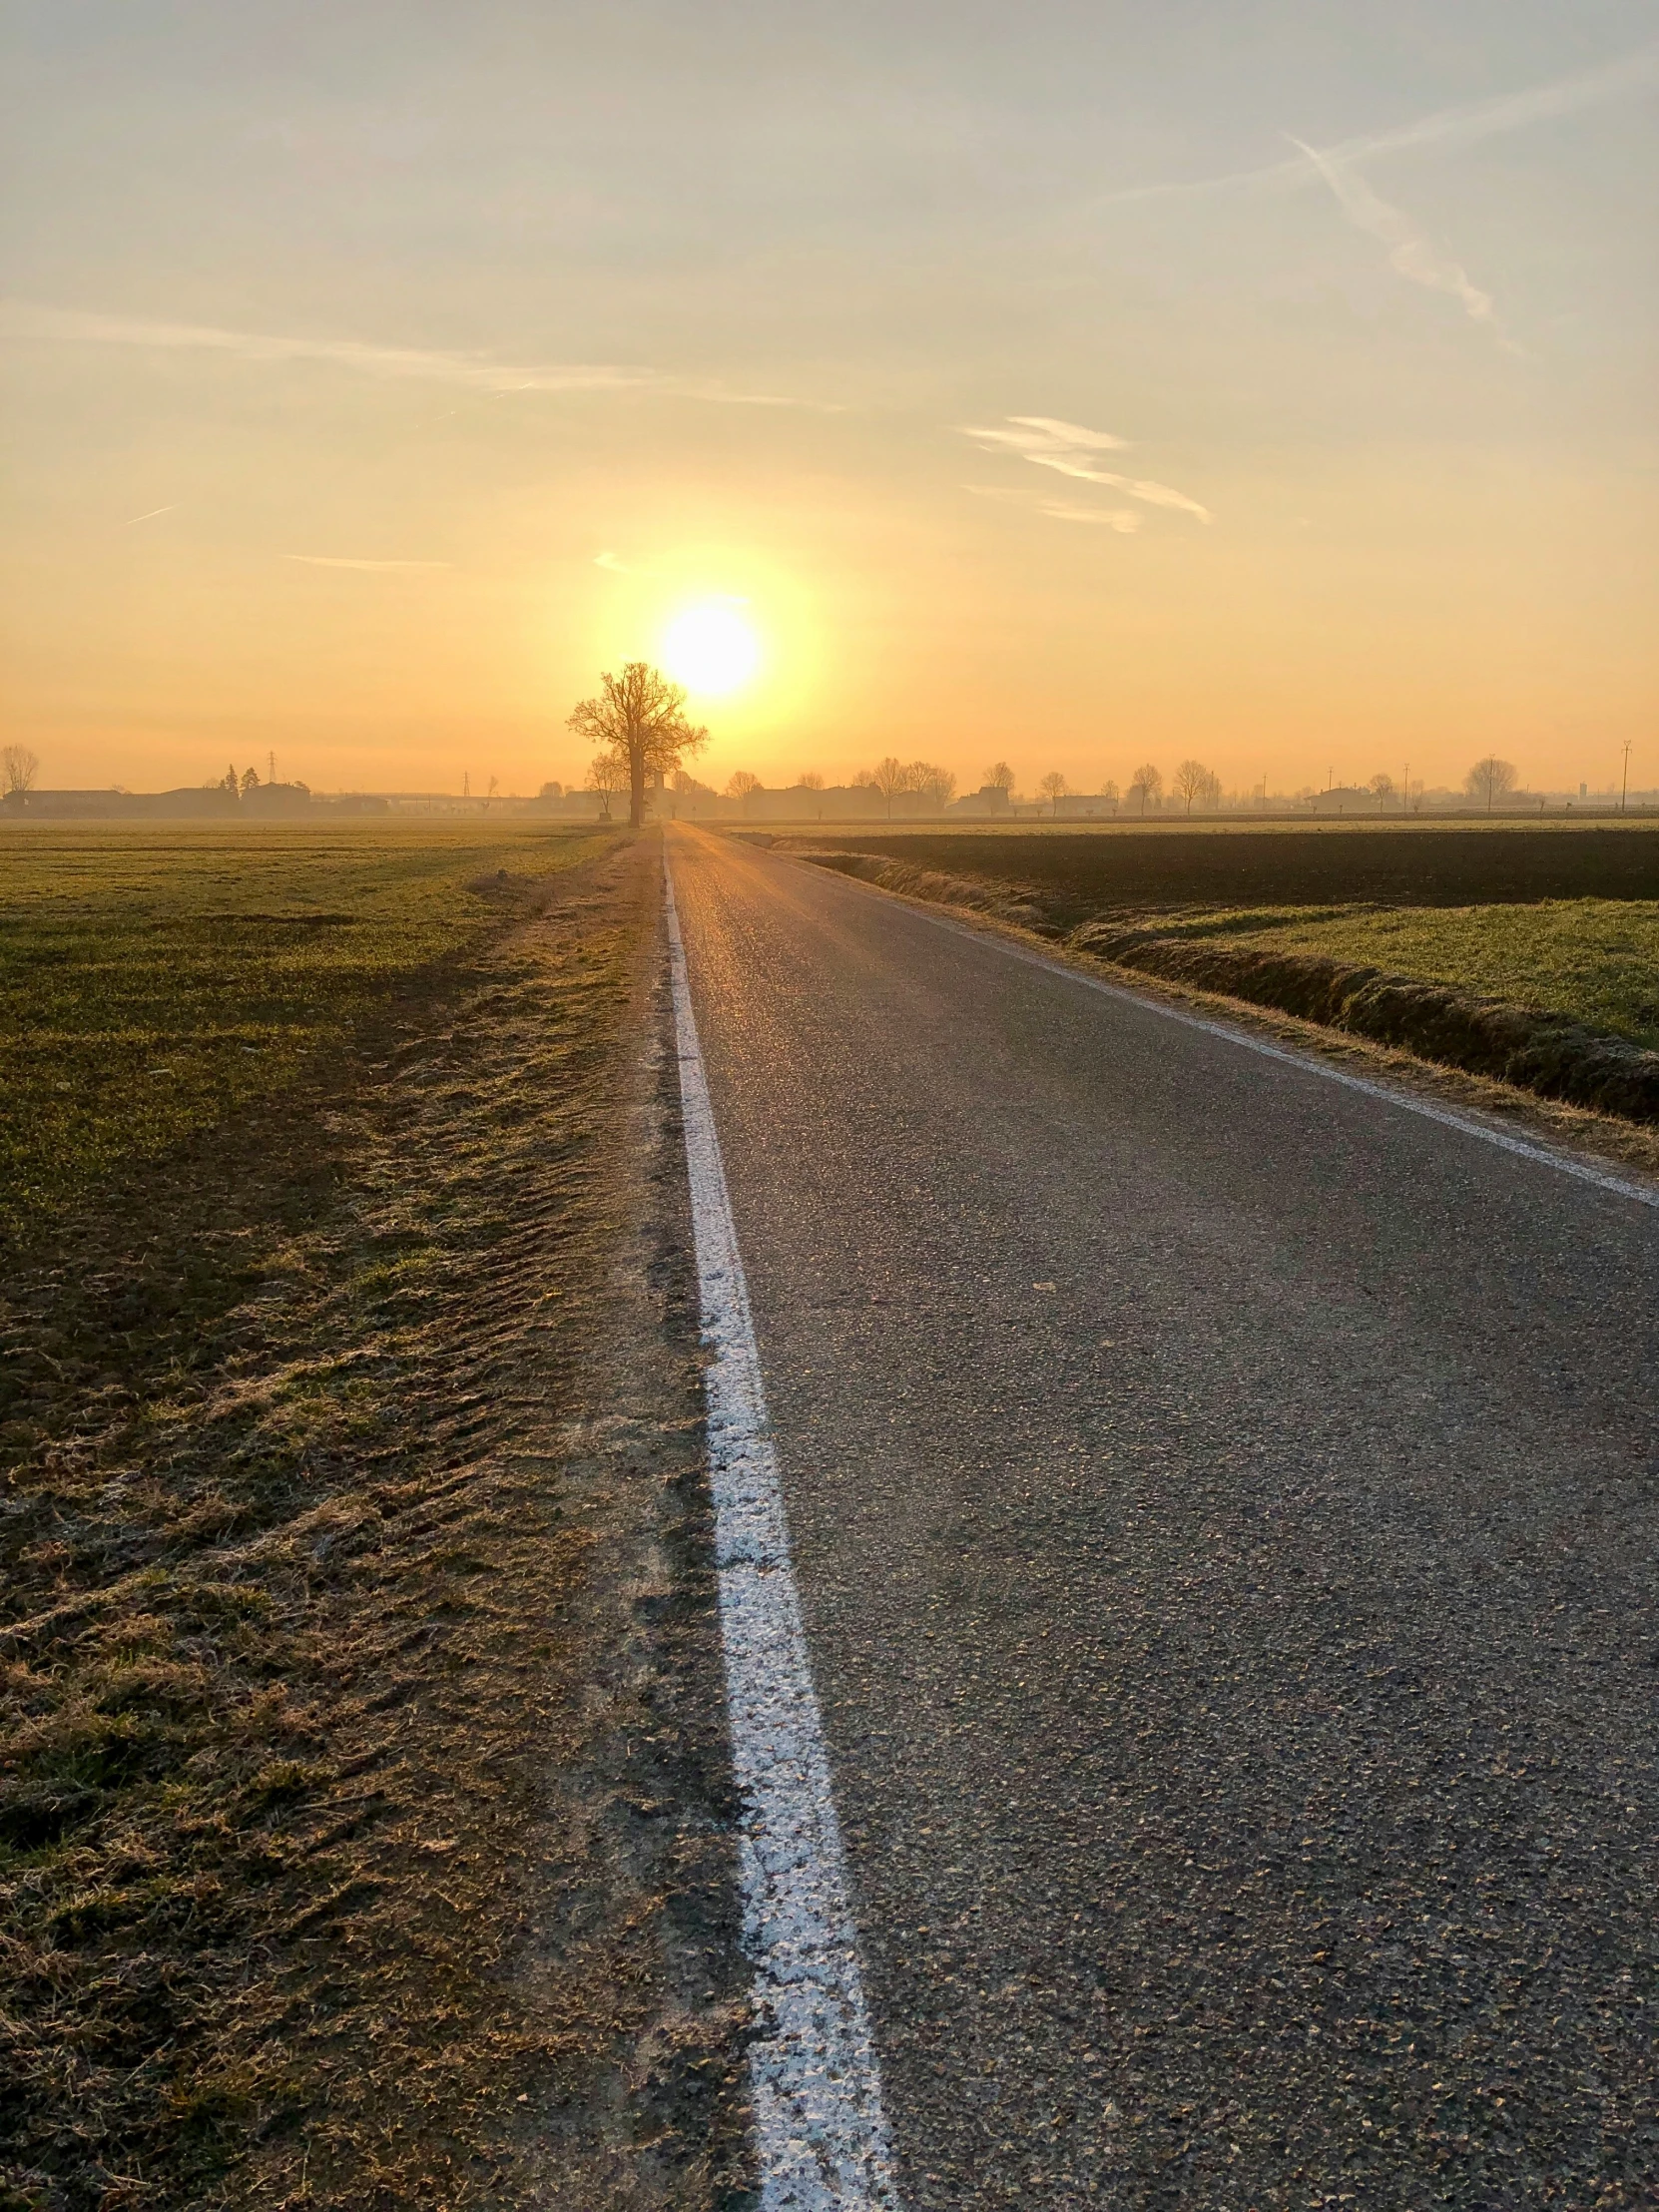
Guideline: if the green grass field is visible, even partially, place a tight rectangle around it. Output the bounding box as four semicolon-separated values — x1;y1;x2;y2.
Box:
0;821;615;1242
1148;900;1659;1050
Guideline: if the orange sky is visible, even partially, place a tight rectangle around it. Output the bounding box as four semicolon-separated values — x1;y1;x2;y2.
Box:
2;6;1655;800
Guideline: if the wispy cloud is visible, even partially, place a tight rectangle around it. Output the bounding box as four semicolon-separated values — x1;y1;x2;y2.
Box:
1098;37;1659;205
966;485;1142;531
282;554;453;571
0;300;840;411
964;415;1131;459
1289;137;1503;335
594;549;663;576
124;503;178;525
959;418;1212;523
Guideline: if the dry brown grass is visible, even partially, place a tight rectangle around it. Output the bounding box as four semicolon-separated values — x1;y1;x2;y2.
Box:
1;837;752;2210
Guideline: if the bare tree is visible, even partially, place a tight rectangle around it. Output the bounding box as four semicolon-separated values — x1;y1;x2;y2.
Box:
485;774;499;810
1128;762;1163;816
911;763;956;810
1464;756;1518;813
982;761;1015;795
1173;759;1215;815
2;744;40;798
1038;770;1070;816
797;770;825;790
726;769;763;812
870;756;909;816
567;662;709;828
1098;778;1121;815
1368;772;1395;809
585;750;625;819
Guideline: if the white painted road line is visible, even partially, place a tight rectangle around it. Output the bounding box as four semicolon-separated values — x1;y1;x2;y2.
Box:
664;858;901;2211
796;859;1659;1214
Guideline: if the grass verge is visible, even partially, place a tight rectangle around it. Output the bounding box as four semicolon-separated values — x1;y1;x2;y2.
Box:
1;832;751;2210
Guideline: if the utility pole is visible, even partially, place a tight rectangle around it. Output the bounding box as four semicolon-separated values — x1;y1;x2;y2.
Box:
269;749;276;786
1621;741;1632;814
1402;762;1408;816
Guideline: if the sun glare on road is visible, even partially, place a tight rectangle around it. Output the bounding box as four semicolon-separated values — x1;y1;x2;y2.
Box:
661;602;761;696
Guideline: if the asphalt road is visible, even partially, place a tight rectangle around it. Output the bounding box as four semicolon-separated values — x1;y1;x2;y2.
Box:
667;827;1659;2211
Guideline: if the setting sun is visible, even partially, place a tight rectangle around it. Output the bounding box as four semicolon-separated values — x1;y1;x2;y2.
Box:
661;602;761;697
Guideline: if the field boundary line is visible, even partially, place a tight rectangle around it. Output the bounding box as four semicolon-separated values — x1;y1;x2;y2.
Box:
663;853;900;2210
770;847;1659;1214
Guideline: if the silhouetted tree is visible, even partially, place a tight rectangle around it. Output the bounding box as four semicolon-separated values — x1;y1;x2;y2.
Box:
870;757;909;816
911;763;956;810
982;761;1015;795
1173;760;1214;815
1129;762;1163;816
1464;756;1517;813
585;749;625;820
797;770;825;791
1;745;40;797
1039;771;1070;816
567;663;709;828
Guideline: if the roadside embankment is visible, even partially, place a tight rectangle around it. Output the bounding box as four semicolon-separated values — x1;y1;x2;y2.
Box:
800;847;1048;929
1072;920;1659;1121
791;845;1659;1127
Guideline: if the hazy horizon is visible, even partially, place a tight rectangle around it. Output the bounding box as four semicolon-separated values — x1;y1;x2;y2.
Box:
3;2;1655;802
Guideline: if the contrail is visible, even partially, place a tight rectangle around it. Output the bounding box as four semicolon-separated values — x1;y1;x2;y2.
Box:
1289;136;1502;334
1094;37;1659;206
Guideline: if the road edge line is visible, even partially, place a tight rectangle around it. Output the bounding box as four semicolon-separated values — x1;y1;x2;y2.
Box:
769;849;1659;1213
663;853;901;2210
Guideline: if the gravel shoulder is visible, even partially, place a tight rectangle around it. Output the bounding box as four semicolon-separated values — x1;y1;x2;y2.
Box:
1;834;753;2211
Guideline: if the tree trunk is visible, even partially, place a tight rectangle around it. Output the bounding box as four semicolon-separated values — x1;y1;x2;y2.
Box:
628;735;645;829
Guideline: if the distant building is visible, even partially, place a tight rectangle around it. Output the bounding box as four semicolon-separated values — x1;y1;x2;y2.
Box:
3;787;243;819
1306;787;1383;816
0;781;373;820
950;785;1012;818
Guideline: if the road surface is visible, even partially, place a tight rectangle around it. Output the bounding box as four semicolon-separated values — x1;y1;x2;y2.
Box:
667;827;1659;2210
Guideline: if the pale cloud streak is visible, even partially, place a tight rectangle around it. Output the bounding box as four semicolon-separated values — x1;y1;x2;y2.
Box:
1289;137;1503;335
0;300;839;410
594;549;664;576
959;418;1212;523
1097;36;1659;205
